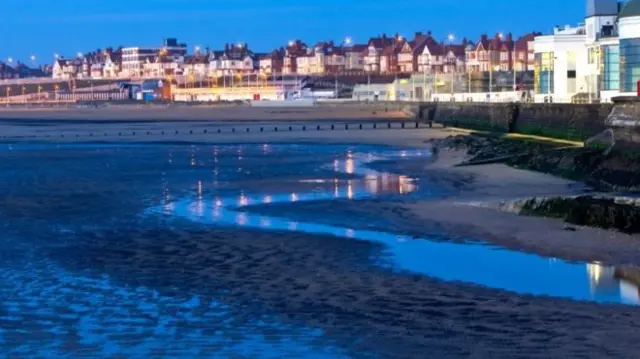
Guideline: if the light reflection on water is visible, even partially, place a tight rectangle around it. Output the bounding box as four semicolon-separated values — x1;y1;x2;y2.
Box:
157;149;640;306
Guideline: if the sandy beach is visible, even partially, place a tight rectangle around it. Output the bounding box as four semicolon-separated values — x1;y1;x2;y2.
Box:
0;104;410;121
2;114;640;358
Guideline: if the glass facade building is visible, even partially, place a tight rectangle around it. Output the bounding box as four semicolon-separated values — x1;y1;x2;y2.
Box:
620;38;640;92
534;52;554;94
602;45;620;91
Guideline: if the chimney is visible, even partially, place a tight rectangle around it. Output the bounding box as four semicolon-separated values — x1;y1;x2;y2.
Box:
481;34;488;41
415;31;423;39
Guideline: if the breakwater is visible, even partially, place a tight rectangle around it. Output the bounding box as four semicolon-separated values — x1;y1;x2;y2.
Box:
418;102;612;141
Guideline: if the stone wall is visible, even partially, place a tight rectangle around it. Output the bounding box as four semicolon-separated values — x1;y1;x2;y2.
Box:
605;97;640;149
419;102;612;141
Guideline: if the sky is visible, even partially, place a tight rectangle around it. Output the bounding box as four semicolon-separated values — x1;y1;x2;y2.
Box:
0;0;587;65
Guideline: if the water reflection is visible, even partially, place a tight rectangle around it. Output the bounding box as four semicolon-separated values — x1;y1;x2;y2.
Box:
153;146;640;305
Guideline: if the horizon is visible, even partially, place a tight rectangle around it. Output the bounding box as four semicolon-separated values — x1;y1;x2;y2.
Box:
1;0;586;64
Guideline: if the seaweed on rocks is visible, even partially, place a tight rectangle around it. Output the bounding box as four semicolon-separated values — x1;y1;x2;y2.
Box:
520;196;640;234
435;133;640;192
435;134;558;163
510;148;640;192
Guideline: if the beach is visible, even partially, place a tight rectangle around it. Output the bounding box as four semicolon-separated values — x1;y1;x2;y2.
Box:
1;112;640;358
0;103;410;121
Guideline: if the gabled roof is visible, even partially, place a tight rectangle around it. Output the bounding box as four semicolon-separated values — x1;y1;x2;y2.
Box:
367;35;394;49
327;46;345;56
0;62;16;74
285;40;308;57
345;44;368;53
446;44;467;57
259;49;283;60
105;52;122;63
422;38;442;56
14;63;45;77
184;55;208;65
514;32;541;51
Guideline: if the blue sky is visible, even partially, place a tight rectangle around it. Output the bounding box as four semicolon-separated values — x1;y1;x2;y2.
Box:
1;0;586;65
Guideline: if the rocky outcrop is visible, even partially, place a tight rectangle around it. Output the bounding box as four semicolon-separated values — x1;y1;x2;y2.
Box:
520;196;640;234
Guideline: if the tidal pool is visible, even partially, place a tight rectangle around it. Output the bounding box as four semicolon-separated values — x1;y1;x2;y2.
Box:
156;146;640;306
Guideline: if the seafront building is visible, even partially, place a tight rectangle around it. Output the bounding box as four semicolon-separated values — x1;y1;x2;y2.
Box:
531;0;640;103
6;0;640;103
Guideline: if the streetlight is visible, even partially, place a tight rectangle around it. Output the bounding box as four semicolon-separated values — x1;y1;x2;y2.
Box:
7;57;13;64
345;36;352;45
448;34;455;94
489;65;500;101
195;45;201;54
488;33;503;97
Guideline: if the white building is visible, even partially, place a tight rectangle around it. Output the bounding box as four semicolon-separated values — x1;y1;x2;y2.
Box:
531;0;640;103
533;24;588;103
617;0;640;95
121;38;186;78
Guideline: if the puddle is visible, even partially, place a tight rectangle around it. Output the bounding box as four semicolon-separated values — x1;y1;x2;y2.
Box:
156;148;640;306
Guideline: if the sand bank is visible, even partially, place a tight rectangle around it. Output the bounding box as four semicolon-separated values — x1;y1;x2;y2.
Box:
0;104;409;121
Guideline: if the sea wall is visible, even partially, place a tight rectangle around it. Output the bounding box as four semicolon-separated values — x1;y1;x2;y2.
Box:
605;97;640;148
419;102;612;141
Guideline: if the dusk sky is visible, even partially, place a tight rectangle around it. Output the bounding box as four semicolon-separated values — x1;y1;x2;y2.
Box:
1;0;587;64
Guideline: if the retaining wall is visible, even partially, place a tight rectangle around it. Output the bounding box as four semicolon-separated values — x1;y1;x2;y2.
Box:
419;102;612;141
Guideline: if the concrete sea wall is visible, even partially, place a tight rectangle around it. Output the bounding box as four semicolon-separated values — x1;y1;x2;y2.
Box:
419;102;612;141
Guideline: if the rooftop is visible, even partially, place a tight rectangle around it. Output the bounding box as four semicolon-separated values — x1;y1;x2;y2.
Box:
620;0;640;19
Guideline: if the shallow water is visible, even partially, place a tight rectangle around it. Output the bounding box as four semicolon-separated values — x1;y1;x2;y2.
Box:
1;142;639;358
158;147;640;306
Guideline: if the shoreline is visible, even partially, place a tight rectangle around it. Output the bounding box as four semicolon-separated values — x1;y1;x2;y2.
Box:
0;105;411;121
399;148;640;265
2;117;639;266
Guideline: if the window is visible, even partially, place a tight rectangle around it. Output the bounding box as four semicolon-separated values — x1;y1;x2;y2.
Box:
588;47;599;65
534;52;554;94
602;45;620;91
619;39;640;92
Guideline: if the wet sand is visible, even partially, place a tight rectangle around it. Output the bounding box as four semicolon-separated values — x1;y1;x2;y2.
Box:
46;226;640;359
0;104;409;121
4;118;637;266
2;118;640;358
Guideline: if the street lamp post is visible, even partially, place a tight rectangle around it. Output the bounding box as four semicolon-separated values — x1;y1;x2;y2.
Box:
488;33;504;101
448;34;455;95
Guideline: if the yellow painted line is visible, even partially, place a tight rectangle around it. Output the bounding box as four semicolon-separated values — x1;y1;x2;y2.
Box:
506;133;583;147
443;127;584;147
